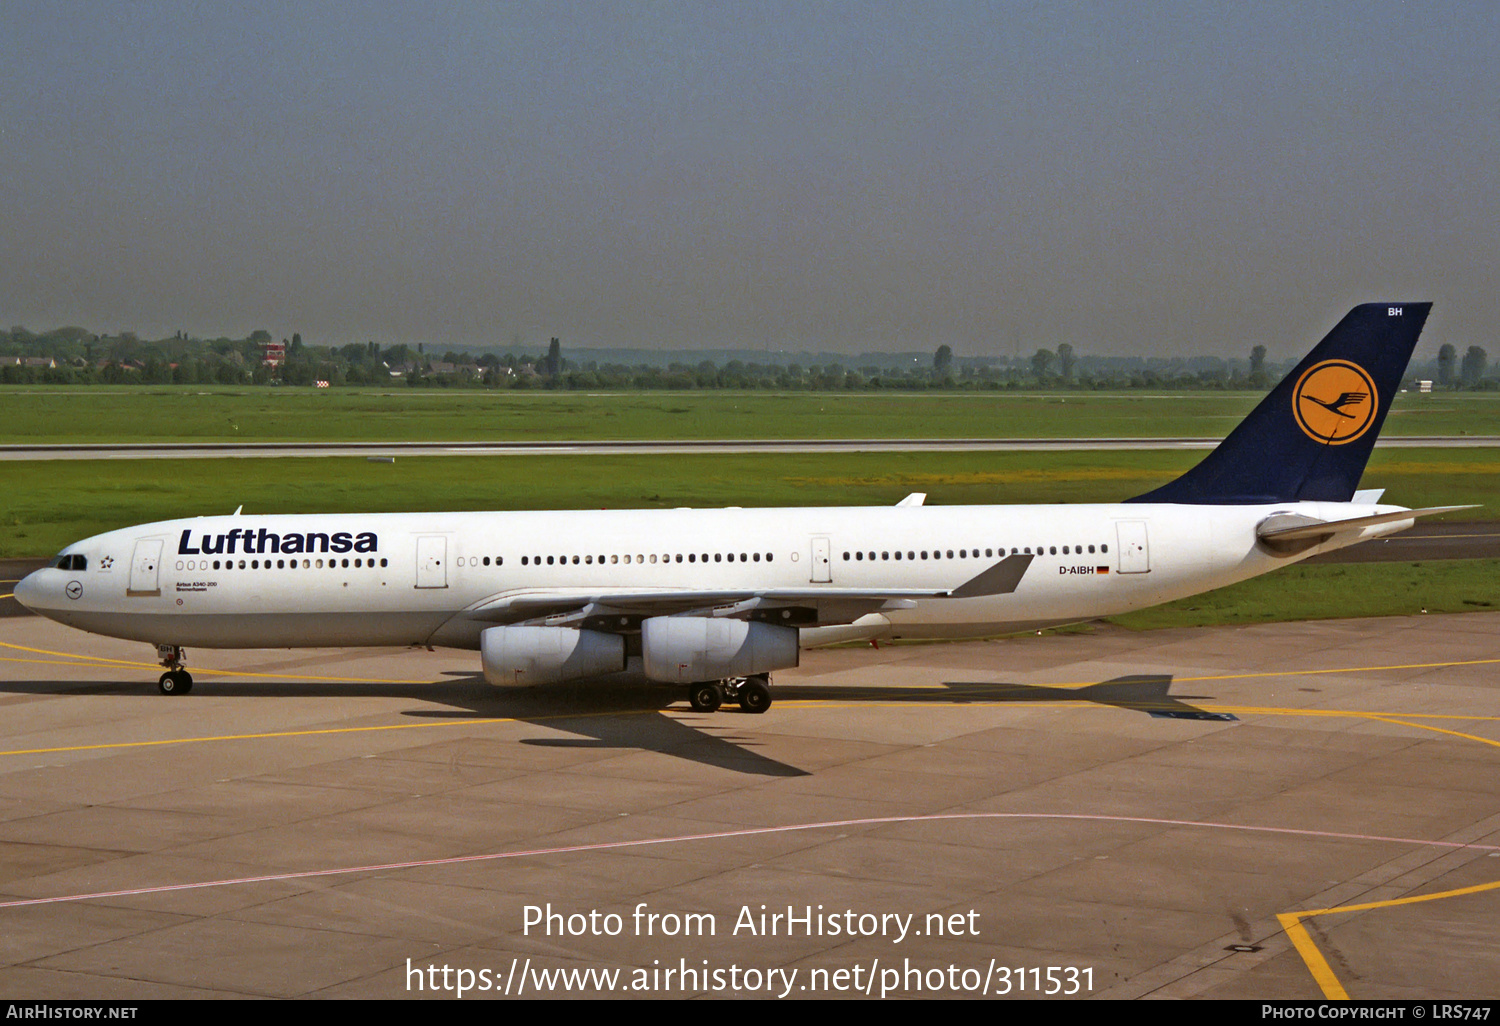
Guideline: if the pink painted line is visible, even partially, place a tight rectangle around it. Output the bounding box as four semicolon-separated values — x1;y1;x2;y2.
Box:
2;811;1496;910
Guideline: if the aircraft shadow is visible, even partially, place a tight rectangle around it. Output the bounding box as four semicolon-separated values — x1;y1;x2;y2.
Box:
0;672;1229;779
404;672;809;778
915;674;1238;721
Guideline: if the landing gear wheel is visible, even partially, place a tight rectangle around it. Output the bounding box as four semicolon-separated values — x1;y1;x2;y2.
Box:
737;676;772;714
158;670;193;695
155;645;191;695
688;682;723;712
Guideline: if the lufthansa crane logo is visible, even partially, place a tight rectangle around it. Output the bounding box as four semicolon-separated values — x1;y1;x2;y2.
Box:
1292;360;1379;445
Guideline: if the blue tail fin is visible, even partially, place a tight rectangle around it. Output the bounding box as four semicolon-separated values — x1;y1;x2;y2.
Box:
1128;303;1431;505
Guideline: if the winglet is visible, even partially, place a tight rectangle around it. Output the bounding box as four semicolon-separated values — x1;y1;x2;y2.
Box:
896;493;927;507
948;553;1033;598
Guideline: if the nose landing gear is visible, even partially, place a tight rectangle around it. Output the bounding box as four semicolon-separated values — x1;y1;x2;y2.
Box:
156;644;193;695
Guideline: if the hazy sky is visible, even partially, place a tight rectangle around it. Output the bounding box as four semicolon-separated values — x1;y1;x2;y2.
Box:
3;2;1496;358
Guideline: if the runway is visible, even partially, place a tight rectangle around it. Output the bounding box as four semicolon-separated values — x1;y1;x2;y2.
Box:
2;435;1498;460
0;612;1495;999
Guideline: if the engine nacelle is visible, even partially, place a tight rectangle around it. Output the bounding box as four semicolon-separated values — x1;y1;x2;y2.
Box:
480;626;625;687
641;616;799;683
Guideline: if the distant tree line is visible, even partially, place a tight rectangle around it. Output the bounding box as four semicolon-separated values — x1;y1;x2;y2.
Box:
1;325;1492;392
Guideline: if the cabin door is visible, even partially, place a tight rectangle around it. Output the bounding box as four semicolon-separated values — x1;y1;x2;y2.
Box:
415;536;448;588
1116;521;1151;574
127;538;163;597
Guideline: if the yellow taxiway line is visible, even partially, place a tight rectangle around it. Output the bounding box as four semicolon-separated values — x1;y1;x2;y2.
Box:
1280;877;1500;1000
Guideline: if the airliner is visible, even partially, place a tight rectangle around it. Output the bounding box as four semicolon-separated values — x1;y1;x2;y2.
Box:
15;303;1464;713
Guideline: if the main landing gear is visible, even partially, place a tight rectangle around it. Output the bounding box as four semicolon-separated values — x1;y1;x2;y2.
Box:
686;674;773;714
156;644;193;695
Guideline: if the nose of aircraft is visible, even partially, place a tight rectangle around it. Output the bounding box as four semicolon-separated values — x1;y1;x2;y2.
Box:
13;569;44;611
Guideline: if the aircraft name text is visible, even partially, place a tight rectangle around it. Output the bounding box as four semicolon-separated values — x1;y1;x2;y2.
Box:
177;528;378;556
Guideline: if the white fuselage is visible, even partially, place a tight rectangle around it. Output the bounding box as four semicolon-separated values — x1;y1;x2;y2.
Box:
16;501;1413;652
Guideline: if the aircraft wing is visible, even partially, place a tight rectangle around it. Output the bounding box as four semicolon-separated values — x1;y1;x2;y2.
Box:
464;553;1034;628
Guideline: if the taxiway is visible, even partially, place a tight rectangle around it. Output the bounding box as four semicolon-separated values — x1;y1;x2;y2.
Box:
0;612;1495;999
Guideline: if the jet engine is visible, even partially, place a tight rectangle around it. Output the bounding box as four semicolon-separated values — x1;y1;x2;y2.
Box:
480;626;625;687
641;616;798;682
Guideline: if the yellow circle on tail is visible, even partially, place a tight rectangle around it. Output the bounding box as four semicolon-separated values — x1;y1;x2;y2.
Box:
1292;360;1379;444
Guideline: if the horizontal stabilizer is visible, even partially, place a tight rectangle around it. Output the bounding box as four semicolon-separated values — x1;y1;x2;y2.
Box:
1257;505;1477;543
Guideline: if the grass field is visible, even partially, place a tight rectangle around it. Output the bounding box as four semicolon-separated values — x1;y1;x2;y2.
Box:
1110;559;1499;629
5;448;1497;560
2;386;1497;443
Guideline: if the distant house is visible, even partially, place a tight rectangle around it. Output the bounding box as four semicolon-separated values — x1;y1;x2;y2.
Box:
424;361;479;377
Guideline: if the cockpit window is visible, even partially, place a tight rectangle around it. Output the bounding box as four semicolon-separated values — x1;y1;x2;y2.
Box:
52;554;86;571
